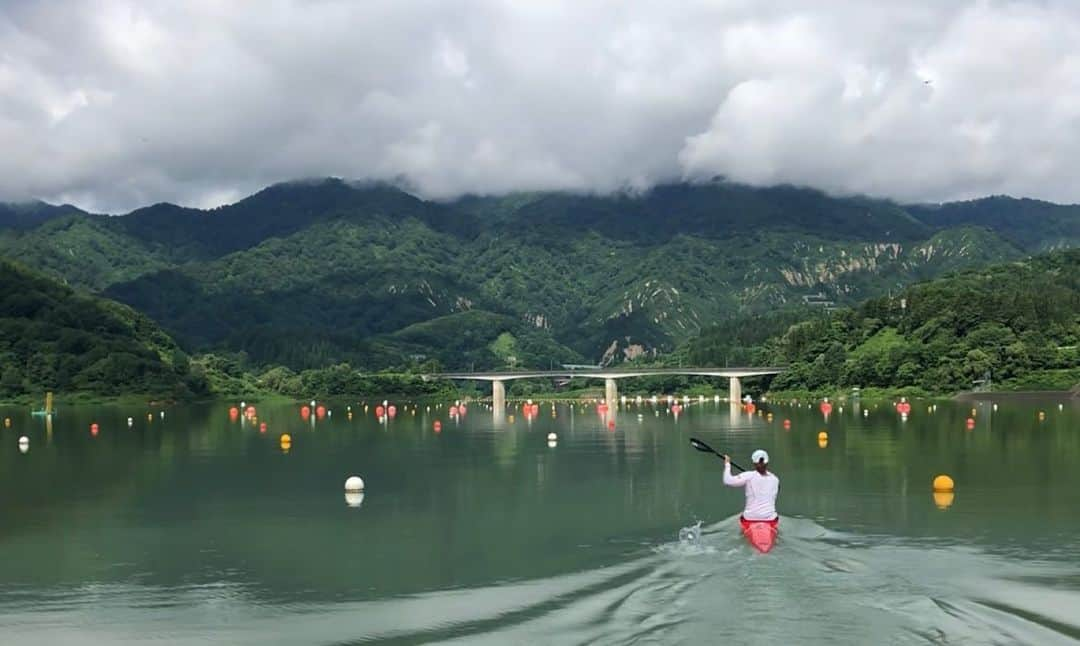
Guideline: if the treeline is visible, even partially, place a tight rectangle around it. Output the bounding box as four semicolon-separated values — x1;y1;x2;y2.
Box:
746;250;1080;393
192;354;462;400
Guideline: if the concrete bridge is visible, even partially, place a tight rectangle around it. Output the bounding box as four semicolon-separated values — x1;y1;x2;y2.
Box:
429;367;785;410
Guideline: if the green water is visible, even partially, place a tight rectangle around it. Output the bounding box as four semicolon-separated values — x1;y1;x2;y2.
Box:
1;397;1078;644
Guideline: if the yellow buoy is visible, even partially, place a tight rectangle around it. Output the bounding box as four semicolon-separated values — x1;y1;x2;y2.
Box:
818;437;828;448
280;433;292;450
932;474;954;492
817;431;828;441
1038;411;1045;420
3;417;10;428
933;491;955;509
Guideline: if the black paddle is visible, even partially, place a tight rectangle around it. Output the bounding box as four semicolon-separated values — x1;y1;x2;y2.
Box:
689;437;745;472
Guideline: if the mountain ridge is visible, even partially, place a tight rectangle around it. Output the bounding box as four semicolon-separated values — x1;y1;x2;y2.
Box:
2;179;1076;369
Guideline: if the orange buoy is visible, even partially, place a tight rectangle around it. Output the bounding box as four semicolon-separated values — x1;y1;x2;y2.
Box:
933;474;954;492
782;419;791;429
300;405;310;419
259;422;267;433
229;407;239;419
433;421;442;432
375;405;385;417
965;418;975;428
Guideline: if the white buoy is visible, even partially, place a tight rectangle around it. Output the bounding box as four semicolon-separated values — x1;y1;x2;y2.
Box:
993;403;998;411
345;492;365;508
310;400;316;408
1059;404;1064;411
18;436;29;453
127;417;133;426
327;410;332;417
240;401;246;409
345;476;365;492
547;439;557;448
160;411;165;419
863;409;869;417
547;432;557;441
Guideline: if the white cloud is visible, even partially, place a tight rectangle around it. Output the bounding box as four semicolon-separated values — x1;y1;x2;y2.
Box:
1;0;1079;211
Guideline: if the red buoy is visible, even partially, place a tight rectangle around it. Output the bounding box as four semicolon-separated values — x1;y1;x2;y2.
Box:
300;405;310;419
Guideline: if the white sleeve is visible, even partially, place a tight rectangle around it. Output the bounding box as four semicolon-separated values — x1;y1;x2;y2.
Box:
723;463;745;486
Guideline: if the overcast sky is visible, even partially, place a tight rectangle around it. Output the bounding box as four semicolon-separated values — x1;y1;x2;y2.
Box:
3;0;1080;213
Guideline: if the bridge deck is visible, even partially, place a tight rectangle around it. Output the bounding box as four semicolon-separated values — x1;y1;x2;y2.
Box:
431;367;785;381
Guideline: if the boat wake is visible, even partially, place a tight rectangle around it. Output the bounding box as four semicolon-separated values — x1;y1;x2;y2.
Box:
2;517;1077;644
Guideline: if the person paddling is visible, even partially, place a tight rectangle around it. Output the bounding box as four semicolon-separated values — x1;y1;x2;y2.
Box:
723;449;779;531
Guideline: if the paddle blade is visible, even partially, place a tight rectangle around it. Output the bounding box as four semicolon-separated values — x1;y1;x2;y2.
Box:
689;437;717;454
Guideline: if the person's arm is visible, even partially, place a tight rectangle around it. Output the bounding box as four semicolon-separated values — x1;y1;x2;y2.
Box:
722;456;745;486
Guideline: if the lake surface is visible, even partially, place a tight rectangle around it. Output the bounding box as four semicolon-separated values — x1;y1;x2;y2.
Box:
1;396;1078;644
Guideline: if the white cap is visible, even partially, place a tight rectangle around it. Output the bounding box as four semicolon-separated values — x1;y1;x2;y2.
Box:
751;449;769;464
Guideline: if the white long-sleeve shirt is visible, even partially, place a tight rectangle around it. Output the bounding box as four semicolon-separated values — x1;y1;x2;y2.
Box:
723;463;779;521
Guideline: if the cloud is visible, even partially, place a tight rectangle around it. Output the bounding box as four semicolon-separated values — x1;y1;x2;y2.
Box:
1;0;1079;212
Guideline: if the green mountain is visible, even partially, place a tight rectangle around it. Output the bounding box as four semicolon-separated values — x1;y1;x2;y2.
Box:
909;196;1080;252
0;259;208;399
2;179;1076;371
689;249;1080;393
0;201;88;231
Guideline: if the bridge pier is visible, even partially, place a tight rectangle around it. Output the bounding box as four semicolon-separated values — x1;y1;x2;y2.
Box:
729;377;742;403
492;380;506;411
605;378;618;410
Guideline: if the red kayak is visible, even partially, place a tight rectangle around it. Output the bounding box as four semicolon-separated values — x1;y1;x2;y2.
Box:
740;516;778;553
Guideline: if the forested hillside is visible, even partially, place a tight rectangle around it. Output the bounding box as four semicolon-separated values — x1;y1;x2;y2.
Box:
0;260;208;399
688;250;1080;393
2;179;1077;371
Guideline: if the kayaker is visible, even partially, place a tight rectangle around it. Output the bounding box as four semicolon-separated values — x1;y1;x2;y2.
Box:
723;449;779;531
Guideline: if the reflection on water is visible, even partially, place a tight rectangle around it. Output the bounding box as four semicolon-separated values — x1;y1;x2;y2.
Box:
0;397;1078;644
